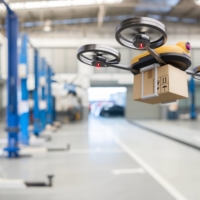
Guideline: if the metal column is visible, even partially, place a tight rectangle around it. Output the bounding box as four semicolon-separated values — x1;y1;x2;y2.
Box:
189;77;197;120
46;66;53;125
33;50;41;136
51;71;56;123
4;9;19;157
19;34;29;144
52;96;56;122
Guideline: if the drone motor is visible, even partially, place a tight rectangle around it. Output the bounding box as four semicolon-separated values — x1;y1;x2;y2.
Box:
132;34;150;49
91;55;107;68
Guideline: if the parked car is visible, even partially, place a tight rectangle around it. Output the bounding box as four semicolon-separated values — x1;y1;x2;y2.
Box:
99;104;124;117
90;101;115;116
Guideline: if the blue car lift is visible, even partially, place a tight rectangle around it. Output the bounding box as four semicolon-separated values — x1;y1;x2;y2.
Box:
189;77;197;120
46;66;53;125
2;1;20;157
19;34;29;145
51;70;55;123
40;58;47;130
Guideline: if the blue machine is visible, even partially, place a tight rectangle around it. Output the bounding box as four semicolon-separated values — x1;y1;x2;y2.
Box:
189;77;197;120
19;34;29;145
2;1;20;157
1;1;56;156
33;50;41;136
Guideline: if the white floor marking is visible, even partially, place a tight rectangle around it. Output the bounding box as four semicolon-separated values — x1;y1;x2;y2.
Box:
111;134;188;200
20;147;47;154
0;149;4;156
0;147;123;156
0;178;26;189
0;138;7;145
112;168;145;175
68;148;123;154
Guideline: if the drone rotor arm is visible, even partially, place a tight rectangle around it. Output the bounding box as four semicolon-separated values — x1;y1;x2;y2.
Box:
186;69;200;80
145;46;166;66
108;63;138;74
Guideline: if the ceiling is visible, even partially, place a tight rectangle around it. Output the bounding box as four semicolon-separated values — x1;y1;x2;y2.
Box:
0;0;200;36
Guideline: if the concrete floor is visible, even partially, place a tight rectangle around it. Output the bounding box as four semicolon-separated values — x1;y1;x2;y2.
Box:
131;119;200;149
0;117;200;200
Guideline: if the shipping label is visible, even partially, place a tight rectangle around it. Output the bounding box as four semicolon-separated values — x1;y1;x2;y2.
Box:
154;75;169;94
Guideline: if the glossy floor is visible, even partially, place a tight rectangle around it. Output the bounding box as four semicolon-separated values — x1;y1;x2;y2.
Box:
0;117;200;200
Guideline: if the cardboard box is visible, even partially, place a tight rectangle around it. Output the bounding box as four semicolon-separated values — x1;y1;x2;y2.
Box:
133;64;188;104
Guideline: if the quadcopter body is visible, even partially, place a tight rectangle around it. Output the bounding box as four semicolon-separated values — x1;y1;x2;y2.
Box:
77;16;200;104
131;41;191;74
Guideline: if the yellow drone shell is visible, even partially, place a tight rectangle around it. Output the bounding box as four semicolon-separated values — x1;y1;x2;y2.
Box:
131;41;191;65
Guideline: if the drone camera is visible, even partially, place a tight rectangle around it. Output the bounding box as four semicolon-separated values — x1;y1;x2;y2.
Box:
186;42;191;51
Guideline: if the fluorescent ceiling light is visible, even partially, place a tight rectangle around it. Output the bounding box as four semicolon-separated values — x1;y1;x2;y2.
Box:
0;4;6;11
44;26;51;32
0;0;122;11
182;18;198;23
147;14;162;20
194;0;200;5
134;0;180;13
165;16;179;22
43;20;52;32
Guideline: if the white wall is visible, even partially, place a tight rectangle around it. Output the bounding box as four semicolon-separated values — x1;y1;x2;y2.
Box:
0;33;7;79
0;33;7;108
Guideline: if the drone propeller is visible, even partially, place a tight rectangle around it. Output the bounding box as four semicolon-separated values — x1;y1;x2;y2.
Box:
115;17;167;50
77;44;121;67
192;66;200;80
85;52;117;62
123;25;159;39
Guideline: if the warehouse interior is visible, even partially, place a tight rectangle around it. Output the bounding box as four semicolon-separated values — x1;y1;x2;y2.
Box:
0;0;200;199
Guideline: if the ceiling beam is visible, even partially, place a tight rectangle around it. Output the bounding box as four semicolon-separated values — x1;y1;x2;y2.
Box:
97;5;106;28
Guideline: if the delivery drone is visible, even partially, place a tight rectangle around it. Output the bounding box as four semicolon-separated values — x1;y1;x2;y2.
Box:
77;17;200;104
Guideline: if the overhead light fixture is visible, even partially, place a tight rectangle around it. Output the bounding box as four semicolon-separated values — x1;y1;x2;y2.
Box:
44;26;51;32
0;4;6;11
194;0;200;5
0;0;123;11
43;20;52;32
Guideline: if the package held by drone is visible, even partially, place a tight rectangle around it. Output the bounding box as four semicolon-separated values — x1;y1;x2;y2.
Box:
133;64;188;104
